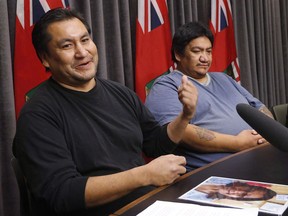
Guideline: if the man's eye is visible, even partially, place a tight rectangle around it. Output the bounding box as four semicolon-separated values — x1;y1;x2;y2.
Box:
62;44;73;49
82;38;90;43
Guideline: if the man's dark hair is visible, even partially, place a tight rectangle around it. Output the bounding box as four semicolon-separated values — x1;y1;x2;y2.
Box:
32;8;91;68
171;21;214;63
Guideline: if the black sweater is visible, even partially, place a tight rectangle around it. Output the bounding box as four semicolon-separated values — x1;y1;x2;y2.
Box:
13;78;176;215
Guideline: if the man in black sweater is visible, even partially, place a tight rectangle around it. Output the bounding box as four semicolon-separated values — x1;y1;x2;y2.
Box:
13;8;198;215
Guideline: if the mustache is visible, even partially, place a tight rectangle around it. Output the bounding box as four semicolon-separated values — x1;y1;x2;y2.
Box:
196;63;210;66
74;57;94;67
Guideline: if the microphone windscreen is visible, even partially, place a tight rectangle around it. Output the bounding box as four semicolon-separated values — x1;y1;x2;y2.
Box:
236;103;288;152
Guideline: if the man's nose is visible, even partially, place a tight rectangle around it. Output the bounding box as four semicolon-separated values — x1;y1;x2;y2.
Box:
199;54;208;62
75;44;88;57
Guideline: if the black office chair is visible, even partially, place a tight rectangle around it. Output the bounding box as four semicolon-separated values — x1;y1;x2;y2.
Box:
270;103;288;127
11;157;31;216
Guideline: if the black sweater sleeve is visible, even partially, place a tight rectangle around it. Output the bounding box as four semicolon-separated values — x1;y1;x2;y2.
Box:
13;110;88;214
128;89;177;157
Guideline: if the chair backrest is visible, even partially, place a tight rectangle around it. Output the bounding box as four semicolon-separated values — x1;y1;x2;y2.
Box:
271;103;288;127
25;80;47;102
145;71;170;96
11;157;31;216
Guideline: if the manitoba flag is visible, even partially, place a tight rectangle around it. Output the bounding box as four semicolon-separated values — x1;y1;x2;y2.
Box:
209;0;240;82
135;0;174;101
14;0;69;117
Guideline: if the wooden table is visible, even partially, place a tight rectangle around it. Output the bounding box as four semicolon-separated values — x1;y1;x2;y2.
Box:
112;144;288;216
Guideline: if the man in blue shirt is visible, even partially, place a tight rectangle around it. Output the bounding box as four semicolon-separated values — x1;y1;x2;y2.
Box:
145;22;273;171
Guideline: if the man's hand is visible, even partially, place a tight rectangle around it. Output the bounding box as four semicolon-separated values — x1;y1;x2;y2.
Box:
234;130;268;151
178;75;198;120
143;154;186;186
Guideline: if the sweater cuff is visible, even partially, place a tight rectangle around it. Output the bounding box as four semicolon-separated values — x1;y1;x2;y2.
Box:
62;176;88;212
160;124;178;153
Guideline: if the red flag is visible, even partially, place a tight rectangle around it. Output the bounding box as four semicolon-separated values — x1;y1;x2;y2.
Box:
135;0;174;101
209;0;240;82
14;0;69;117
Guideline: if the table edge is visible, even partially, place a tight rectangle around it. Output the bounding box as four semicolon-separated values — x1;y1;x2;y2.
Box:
112;143;270;215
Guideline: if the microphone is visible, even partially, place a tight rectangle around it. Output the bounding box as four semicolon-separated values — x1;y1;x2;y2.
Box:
236;103;288;152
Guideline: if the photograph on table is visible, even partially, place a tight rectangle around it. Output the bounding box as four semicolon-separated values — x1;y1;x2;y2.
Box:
179;176;288;215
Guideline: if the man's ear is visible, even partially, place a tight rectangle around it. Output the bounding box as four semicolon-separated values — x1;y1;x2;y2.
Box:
175;52;182;62
39;53;51;72
40;53;50;68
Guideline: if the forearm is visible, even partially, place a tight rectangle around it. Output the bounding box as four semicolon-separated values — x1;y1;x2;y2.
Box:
167;75;197;144
167;111;191;144
85;154;187;208
85;165;149;207
181;125;240;152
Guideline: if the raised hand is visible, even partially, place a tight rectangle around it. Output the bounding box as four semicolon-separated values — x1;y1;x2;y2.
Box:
178;75;198;121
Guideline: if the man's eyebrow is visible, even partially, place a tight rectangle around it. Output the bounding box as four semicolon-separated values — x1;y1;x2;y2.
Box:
81;32;90;38
191;46;212;50
58;38;72;45
57;33;90;45
80;32;91;40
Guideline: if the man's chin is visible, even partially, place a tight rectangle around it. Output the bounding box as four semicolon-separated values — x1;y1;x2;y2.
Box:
195;71;208;77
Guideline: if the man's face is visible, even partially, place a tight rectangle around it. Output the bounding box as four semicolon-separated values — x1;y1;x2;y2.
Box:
42;18;98;90
219;184;267;200
176;36;212;80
